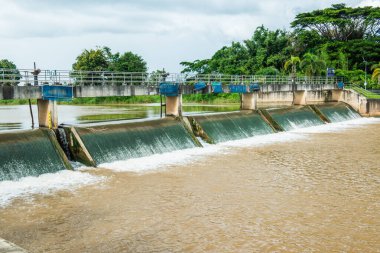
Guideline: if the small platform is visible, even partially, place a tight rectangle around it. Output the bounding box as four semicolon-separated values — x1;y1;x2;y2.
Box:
0;238;28;253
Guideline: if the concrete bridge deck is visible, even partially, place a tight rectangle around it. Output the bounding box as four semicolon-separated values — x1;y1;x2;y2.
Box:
0;82;339;100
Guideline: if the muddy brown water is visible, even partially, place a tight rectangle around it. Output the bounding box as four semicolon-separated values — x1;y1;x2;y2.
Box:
0;123;379;252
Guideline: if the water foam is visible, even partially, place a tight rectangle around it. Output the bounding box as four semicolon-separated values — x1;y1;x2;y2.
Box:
98;117;380;173
0;170;105;207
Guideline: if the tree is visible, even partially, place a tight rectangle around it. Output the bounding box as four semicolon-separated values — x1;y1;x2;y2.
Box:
72;47;148;85
73;47;147;72
180;59;210;74
208;42;250;75
371;62;380;84
72;47;109;71
244;26;292;72
284;56;301;77
255;67;280;75
0;59;20;86
301;53;326;76
291;4;380;41
109;52;147;73
149;69;169;84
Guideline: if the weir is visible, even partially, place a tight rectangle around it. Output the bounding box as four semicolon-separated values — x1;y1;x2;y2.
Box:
315;102;360;122
0;101;366;181
0;129;71;181
188;111;274;143
66;118;199;166
264;106;325;131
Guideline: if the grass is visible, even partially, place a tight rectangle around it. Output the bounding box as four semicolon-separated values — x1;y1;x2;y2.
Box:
348;86;380;99
0;94;241;105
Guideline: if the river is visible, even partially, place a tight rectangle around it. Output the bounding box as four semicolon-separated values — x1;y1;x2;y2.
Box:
0;104;240;131
0;117;379;252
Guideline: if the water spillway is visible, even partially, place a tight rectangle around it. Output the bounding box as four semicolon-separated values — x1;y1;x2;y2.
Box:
189;111;274;143
70;118;199;165
316;103;361;123
0;129;71;181
265;106;325;131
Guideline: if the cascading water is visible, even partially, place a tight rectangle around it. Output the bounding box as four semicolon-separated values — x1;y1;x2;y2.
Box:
191;111;274;143
74;118;198;165
316;103;360;122
0;129;68;181
56;127;72;161
266;106;324;131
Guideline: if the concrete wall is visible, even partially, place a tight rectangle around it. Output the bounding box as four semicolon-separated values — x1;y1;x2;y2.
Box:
0;86;41;100
341;90;368;115
74;85;159;98
257;91;293;106
367;99;380;116
241;93;257;110
0;82;339;100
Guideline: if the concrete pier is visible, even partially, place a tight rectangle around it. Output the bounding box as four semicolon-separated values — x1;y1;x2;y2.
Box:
37;99;58;129
293;90;307;105
165;95;182;117
241;93;258;110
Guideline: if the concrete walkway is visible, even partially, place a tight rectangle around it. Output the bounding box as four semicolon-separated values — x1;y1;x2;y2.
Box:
0;238;28;253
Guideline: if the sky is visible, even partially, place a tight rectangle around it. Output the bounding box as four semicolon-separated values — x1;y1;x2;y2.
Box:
0;0;379;72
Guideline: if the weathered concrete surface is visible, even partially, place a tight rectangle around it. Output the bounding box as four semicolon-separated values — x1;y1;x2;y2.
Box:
0;238;28;253
293;91;307;105
241;93;257;110
0;86;41;100
74;85;159;98
0;83;340;100
37;99;58;129
367;99;380;116
341;90;369;116
166;95;182;117
257;91;293;106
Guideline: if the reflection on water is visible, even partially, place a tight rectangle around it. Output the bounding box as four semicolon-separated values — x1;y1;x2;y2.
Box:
0;123;22;131
0;104;240;131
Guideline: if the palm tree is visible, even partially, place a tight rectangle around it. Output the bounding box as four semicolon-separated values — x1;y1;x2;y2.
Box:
300;53;326;77
371;62;380;84
284;56;301;84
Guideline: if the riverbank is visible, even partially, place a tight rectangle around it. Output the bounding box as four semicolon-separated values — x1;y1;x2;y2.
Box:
0;94;241;105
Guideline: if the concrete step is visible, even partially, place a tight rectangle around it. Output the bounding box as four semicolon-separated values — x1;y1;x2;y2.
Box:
0;238;28;253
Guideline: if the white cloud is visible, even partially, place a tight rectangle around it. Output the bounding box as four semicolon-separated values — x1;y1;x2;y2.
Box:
0;0;375;72
357;0;380;7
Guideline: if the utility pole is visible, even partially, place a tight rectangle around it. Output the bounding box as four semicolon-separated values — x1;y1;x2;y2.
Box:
363;57;367;90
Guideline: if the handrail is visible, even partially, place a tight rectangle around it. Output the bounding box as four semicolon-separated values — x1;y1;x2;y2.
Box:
0;68;344;86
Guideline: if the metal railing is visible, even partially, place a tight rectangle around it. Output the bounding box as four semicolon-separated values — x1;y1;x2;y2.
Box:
0;68;343;86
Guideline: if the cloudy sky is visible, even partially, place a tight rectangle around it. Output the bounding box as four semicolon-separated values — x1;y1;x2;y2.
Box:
0;0;379;72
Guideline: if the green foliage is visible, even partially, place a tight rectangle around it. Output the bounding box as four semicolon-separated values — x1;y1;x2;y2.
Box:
72;46;147;72
180;3;379;87
291;4;380;41
244;26;292;72
72;47;108;71
335;69;367;85
208;42;250;75
0;59;21;86
284;56;301;76
300;53;326;76
108;51;147;72
180;59;210;74
255;67;280;76
181;26;292;75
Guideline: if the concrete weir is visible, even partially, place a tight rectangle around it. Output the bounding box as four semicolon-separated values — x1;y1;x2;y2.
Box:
0;238;28;253
0;128;72;182
65;118;200;166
